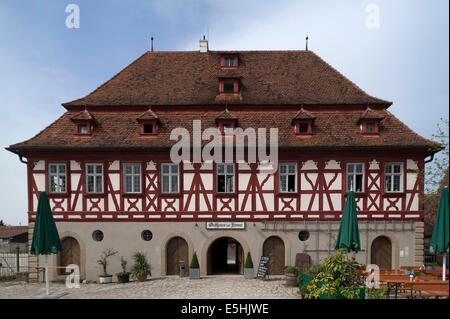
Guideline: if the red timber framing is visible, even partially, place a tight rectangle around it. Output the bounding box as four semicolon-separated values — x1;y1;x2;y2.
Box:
25;150;426;223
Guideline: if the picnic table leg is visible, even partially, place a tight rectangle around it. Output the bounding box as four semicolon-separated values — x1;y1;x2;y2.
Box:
394;284;398;299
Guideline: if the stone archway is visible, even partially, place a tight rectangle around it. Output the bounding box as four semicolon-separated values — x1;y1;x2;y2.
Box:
166;236;189;275
52;231;86;280
207;237;244;275
262;236;285;275
201;231;250;277
160;232;194;277
370;236;392;270
368;232;400;270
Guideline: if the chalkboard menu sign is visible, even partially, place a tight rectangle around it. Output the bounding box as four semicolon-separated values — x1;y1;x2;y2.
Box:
256;256;270;278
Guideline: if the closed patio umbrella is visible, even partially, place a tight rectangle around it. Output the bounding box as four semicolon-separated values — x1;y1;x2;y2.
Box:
429;186;449;281
30;192;62;295
335;191;361;253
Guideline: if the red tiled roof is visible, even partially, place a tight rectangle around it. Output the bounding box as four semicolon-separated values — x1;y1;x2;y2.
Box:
8;108;434;151
70;110;97;123
216;108;237;121
359;107;385;121
292;107;316;120
137;108;159;121
62;50;392;107
0;226;28;239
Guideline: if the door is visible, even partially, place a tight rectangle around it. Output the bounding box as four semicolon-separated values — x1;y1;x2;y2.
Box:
166;237;189;275
371;236;392;270
59;237;80;275
263;236;285;275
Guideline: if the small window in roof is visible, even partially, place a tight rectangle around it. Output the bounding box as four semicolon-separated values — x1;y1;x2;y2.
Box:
143;123;153;134
224;57;235;67
299;123;309;133
223;82;235;93
78;124;88;134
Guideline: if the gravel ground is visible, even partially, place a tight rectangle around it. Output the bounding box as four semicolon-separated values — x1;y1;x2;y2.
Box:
0;275;301;299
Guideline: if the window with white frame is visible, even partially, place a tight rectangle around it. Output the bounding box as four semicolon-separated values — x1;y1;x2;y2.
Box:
123;163;141;193
86;164;103;193
49;164;66;193
161;163;179;194
385;163;403;193
279;163;297;193
347;163;364;192
217;163;234;193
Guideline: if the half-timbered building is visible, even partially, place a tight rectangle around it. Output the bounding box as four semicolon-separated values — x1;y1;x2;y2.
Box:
8;39;434;281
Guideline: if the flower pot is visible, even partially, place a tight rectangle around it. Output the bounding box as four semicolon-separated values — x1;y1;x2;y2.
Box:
285;273;298;286
190;268;200;280
117;273;130;283
137;275;147;282
244;268;254;279
99;275;112;284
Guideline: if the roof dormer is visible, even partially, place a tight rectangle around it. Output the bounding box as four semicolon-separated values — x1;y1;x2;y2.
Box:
70;109;97;136
137;107;160;136
292;106;316;136
220;54;239;68
358;107;384;135
216;107;237;135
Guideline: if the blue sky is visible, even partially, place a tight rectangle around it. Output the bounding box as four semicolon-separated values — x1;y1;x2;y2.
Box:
0;0;448;225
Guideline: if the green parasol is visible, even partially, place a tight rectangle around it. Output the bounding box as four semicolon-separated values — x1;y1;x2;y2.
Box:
429;187;449;280
30;192;62;295
335;191;361;252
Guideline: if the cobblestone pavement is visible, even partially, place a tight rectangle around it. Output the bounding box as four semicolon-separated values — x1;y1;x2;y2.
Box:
0;275;301;299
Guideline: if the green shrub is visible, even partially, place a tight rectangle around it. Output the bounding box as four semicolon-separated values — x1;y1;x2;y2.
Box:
131;252;151;279
190;252;200;269
366;287;388;299
284;266;299;275
244;252;253;268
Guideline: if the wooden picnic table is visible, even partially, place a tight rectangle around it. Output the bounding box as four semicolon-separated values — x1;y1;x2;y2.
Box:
379;276;449;299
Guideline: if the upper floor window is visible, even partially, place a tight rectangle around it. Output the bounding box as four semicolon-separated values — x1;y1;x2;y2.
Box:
161;163;179;194
279;163;297;193
78;124;88;134
86;164;103;194
385;163;403;193
217;163;234;193
143;124;154;134
347;163;364;192
219;79;239;93
224;58;235;67
123;163;141;194
220;55;238;68
49;164;66;193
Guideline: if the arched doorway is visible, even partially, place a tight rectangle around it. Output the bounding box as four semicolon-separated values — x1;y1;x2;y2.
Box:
166;236;189;275
58;237;80;275
207;237;243;275
371;236;392;270
263;236;285;275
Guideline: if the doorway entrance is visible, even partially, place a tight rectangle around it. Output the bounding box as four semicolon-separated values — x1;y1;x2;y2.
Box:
371;236;392;270
263;236;285;275
207;237;243;275
58;237;80;275
166;236;189;275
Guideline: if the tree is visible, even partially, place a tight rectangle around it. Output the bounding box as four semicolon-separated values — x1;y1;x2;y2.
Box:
425;118;449;195
0;220;5;226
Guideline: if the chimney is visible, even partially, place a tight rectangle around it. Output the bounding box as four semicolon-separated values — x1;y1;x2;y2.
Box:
199;35;208;53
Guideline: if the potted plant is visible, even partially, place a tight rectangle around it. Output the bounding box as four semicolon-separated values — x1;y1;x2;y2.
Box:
116;256;130;283
97;248;118;284
302;250;366;299
244;252;254;279
131;252;151;282
189;252;200;280
284;266;300;286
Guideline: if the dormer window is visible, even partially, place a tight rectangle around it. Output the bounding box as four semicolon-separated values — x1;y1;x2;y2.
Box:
220;55;238;68
358;107;384;136
216;107;237;135
219;79;239;93
137;107;160;136
71;109;97;136
222;124;233;135
292;107;315;136
78;124;88;134
143;123;154;134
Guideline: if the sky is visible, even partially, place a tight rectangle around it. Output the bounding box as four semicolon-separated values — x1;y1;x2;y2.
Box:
0;0;448;225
